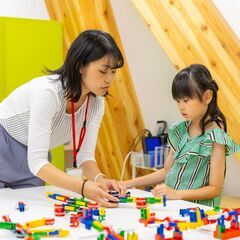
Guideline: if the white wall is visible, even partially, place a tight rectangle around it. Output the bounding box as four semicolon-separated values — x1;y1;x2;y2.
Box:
111;0;180;134
0;0;49;19
213;0;240;39
224;156;240;196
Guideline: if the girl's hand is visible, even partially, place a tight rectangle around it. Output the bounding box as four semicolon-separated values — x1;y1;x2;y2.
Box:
83;180;120;207
152;183;178;199
121;180;133;189
96;178;127;196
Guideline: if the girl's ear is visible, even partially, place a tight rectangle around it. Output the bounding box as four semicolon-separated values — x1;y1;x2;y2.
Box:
203;90;213;104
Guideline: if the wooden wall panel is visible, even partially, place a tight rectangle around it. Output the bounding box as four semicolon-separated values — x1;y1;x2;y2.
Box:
131;0;240;161
45;0;145;179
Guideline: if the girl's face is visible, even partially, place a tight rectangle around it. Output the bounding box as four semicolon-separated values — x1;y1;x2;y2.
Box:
176;90;212;122
80;56;117;96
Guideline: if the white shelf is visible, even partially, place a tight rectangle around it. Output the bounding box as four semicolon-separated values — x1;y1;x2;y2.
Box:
131;146;169;178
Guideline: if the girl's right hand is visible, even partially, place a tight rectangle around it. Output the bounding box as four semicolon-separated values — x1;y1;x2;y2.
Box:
152;183;178;200
83;180;120;207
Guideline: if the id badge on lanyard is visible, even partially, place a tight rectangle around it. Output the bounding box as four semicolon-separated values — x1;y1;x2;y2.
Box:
66;95;90;178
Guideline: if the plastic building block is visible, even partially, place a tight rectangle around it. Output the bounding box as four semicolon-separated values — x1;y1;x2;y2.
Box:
54;204;65;217
88;202;99;209
23;218;55;229
16;201;26;212
70;214;80;227
0;221;16;230
81;218;92;230
46;192;68;202
97;233;105;240
2;215;11;222
92;220;104;232
136;198;147;209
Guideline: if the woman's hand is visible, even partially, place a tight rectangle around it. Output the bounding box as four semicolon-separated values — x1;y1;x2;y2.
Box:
152;183;179;200
83;180;120;207
96;178;127;196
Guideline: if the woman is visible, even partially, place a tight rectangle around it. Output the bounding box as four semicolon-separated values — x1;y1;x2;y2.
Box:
0;29;125;207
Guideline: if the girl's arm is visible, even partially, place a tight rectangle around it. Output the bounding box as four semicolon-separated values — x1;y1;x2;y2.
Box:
123;148;175;188
155;142;225;201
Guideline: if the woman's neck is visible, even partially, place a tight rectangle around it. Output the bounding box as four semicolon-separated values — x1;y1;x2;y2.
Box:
65;94;88;114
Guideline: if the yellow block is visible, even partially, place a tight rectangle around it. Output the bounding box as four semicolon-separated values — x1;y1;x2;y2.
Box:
24;218;46;228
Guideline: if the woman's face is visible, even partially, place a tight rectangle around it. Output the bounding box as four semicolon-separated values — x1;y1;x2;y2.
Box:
80;55;117;96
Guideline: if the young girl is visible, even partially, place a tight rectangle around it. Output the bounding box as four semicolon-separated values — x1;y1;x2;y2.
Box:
0;29;125;207
124;64;240;207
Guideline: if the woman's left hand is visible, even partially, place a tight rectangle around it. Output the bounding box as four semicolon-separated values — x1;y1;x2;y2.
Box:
152;183;178;199
96;178;127;196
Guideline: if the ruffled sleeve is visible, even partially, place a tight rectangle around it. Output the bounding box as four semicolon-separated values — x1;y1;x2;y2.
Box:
168;121;189;151
188;128;240;157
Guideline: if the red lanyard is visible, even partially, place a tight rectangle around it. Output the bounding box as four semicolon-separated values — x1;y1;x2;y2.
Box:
71;95;90;168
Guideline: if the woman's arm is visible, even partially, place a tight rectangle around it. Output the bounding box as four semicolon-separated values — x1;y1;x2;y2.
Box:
37;163;119;207
123;148;175;188
81;160;126;196
37;163;83;193
81;160;103;181
153;142;225;201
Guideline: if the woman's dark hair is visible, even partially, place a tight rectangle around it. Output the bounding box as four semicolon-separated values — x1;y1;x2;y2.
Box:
47;29;124;102
172;63;227;134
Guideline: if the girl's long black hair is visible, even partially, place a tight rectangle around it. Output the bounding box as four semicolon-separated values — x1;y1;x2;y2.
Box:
172;64;227;134
47;29;124;102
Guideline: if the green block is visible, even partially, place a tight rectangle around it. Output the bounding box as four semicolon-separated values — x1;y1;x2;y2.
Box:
32;234;42;240
141;208;147;219
155;198;162;203
92;223;103;232
126;198;134;202
146;198;155;204
0;222;16;230
214;206;220;212
98;216;105;222
119;198;128;203
33;231;48;236
97;233;105;240
120;230;125;237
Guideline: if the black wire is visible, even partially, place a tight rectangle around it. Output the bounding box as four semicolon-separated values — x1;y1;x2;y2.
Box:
128;129;151;152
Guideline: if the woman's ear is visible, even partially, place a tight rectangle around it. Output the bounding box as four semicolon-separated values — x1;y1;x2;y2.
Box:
79;65;83;74
204;90;213;104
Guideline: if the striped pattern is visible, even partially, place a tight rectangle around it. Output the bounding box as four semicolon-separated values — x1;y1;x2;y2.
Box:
0;77;104;152
0;92;102;150
165;121;240;207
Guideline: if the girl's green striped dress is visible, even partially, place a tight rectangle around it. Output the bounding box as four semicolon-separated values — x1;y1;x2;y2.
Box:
165;121;240;207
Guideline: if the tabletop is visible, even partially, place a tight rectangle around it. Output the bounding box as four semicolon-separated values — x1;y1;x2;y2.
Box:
0;186;238;240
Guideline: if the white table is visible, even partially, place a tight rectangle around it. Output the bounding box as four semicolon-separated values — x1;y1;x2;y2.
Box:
0;186;236;240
